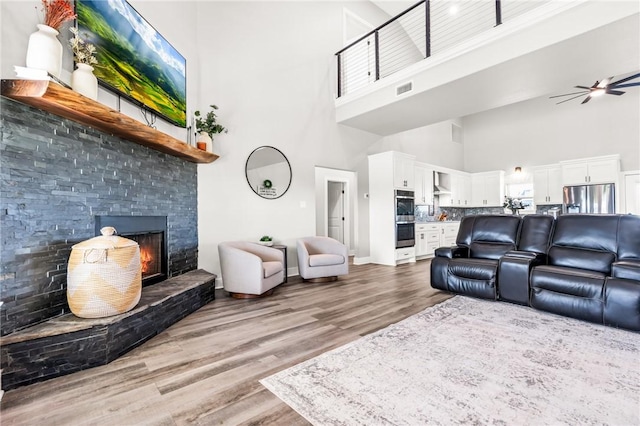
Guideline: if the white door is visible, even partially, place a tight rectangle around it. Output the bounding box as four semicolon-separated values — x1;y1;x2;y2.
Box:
328;181;345;243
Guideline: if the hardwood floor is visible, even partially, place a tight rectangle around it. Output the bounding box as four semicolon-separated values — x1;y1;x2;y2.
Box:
1;259;451;425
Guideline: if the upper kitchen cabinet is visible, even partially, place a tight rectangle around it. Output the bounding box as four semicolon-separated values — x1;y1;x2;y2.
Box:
415;163;434;205
533;165;563;205
470;171;505;207
451;173;471;207
392;152;416;189
437;170;471;207
560;155;620;185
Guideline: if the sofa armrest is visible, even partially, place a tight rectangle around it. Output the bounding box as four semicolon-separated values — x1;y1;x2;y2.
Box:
612;260;640;281
434;246;468;259
503;250;547;263
498;251;546;306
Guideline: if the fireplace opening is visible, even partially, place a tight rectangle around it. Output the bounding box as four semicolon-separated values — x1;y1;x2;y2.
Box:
95;216;168;286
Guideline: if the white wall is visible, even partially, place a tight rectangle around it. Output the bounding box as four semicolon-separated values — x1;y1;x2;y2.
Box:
461;89;640;173
370;119;464;169
194;1;384;277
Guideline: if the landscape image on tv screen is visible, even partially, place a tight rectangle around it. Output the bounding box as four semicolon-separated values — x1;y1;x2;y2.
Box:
76;0;187;127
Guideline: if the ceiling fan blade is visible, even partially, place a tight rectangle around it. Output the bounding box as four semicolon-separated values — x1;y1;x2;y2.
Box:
611;82;640;89
549;90;589;99
581;95;592;104
575;85;592;90
610;72;640;86
556;93;588;104
597;77;613;88
605;89;625;96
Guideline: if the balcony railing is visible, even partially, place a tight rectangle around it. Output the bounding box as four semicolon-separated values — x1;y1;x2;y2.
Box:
335;0;548;98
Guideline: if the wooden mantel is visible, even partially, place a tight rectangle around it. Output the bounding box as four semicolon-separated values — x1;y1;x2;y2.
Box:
1;79;218;164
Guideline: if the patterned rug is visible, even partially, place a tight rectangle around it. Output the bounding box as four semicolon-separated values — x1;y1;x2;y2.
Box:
260;296;640;425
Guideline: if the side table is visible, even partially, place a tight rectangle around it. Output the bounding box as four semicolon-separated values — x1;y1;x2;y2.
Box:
272;244;288;283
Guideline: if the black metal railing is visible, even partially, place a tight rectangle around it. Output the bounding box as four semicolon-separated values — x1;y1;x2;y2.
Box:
335;0;547;98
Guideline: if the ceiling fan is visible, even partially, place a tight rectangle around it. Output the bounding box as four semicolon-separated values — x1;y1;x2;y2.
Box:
550;73;640;105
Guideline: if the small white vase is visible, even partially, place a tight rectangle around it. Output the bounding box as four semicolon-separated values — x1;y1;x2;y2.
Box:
25;24;63;78
71;64;98;100
196;132;213;152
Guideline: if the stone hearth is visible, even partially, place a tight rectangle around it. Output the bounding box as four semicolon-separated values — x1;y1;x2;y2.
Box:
1;270;216;390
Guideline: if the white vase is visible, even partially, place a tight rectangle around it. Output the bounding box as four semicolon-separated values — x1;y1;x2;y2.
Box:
196;132;213;152
25;24;63;78
71;64;98;100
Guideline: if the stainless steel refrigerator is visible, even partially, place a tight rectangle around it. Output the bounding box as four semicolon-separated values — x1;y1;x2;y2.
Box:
563;184;615;214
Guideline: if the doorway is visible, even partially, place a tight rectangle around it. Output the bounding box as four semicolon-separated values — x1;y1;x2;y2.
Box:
328;181;345;243
314;167;357;256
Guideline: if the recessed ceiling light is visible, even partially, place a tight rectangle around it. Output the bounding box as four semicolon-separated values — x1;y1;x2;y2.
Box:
449;4;459;15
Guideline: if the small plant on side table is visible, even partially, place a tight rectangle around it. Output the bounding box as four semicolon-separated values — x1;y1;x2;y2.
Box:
259;236;273;246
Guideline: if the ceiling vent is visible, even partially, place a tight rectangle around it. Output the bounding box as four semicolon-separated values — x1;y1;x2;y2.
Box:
396;81;413;96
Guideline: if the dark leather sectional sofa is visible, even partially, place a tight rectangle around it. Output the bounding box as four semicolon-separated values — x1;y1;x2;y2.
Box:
431;214;640;331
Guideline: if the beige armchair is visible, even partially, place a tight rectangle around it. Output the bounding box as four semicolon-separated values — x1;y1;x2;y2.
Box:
297;236;348;282
218;241;285;298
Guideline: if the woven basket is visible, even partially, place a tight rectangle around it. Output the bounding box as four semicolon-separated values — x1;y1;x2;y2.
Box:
67;227;142;318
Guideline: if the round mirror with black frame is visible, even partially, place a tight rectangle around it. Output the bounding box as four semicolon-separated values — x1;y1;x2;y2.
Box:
245;146;292;199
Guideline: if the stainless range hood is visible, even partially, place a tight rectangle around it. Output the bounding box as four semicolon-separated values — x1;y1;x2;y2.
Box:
433;171;451;195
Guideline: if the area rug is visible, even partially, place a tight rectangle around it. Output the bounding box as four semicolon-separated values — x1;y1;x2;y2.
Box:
260;296;640;425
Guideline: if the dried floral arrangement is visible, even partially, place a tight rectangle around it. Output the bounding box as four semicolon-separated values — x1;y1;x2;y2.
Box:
40;0;76;31
69;27;98;65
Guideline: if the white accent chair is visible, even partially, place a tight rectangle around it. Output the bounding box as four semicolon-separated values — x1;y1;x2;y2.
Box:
297;236;348;282
218;241;285;298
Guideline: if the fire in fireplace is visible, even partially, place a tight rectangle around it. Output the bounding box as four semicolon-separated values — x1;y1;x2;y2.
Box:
95;216;168;286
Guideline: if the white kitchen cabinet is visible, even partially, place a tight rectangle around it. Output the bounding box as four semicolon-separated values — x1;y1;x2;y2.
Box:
441;222;460;246
368;151;416;266
439;171;471;207
623;172;640;215
393;153;415;189
415;222;460;259
415;223;440;258
453;173;471;207
396;247;416;263
414;164;434;205
561;155;620;185
533;165;563;205
470;171;505;207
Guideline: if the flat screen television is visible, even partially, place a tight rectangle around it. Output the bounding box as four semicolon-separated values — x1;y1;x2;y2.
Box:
76;0;187;128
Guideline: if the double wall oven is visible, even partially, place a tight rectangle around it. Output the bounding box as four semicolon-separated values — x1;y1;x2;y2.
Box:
395;189;415;248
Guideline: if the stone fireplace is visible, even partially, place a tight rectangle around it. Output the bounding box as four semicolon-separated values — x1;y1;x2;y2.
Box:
0;96;217;390
0;97;201;337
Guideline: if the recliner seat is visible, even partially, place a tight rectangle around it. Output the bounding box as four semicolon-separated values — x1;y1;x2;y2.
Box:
530;215;620;324
431;215;521;300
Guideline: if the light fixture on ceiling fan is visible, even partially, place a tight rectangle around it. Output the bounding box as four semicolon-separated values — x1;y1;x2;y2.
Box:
550;72;640;105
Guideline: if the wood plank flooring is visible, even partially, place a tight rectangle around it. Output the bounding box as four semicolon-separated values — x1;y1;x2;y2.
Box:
1;259;451;425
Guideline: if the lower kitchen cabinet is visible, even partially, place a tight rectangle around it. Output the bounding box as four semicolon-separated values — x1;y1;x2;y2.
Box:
416;222;460;259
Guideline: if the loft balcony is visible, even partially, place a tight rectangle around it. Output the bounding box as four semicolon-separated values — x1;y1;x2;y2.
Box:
335;0;640;136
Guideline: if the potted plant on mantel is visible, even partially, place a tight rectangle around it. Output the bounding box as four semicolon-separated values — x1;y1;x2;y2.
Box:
194;105;227;152
68;27;98;100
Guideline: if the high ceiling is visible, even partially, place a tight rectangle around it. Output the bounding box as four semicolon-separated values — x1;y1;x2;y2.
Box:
338;1;640;135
